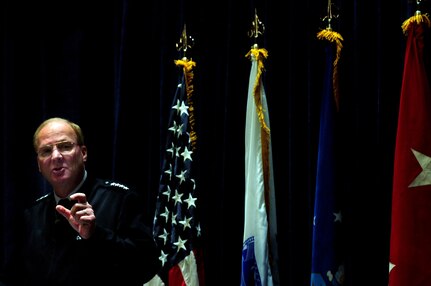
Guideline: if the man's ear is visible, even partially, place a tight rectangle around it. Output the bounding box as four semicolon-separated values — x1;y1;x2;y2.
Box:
81;145;88;162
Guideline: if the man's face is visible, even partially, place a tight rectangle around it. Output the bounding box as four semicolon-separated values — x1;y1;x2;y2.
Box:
35;121;87;194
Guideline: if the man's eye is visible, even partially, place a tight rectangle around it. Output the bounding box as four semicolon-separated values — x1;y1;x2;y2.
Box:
39;147;53;157
57;142;74;151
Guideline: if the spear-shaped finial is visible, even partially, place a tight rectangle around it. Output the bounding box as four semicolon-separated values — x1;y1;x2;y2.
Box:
415;0;423;16
321;0;339;31
176;24;194;60
248;9;265;48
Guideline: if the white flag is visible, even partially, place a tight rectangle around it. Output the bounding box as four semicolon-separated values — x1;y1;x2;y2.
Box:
241;47;279;286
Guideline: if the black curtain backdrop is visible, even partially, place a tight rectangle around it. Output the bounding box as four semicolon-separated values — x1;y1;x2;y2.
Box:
0;0;419;285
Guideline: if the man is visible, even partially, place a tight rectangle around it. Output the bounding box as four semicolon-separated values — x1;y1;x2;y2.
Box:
1;117;159;286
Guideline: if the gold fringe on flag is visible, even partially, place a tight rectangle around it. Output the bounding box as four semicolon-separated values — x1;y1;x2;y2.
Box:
401;12;431;35
317;29;344;112
175;58;198;151
246;47;281;284
246;47;272;235
245;47;271;136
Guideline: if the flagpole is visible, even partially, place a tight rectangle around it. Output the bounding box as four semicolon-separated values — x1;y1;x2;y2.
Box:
310;3;345;284
176;24;194;60
145;24;204;286
242;11;279;286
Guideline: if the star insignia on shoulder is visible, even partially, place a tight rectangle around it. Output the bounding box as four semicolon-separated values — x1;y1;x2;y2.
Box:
105;181;130;190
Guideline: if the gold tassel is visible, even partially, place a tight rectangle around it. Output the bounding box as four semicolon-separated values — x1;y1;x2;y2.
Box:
245;48;271;136
246;47;272;222
401;13;431;35
317;29;343;112
175;59;198;151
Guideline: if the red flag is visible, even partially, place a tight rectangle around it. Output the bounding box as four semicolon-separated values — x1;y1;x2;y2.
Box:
389;14;431;286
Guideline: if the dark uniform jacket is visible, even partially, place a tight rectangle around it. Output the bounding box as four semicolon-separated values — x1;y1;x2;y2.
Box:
1;175;160;286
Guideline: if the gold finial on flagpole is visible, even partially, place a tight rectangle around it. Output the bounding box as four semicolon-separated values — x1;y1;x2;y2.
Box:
321;0;339;31
401;0;431;34
248;9;265;49
176;24;194;60
415;0;423;16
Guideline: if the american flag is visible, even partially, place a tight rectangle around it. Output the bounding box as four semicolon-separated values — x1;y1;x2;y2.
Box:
146;58;204;286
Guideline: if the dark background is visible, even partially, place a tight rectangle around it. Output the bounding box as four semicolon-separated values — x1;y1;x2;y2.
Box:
0;0;421;285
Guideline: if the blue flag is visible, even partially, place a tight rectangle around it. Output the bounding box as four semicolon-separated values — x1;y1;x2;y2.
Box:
310;29;345;286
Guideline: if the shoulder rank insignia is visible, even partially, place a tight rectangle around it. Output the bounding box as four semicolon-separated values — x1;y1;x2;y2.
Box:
105;181;129;190
35;193;50;202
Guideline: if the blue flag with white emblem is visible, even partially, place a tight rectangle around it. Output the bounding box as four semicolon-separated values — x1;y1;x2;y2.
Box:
310;28;345;286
